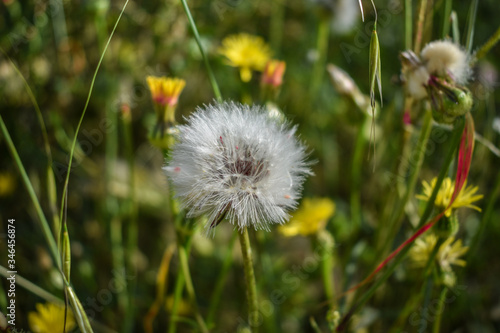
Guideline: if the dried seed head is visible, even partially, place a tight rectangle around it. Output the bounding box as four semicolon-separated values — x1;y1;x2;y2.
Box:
421;40;471;84
165;101;312;233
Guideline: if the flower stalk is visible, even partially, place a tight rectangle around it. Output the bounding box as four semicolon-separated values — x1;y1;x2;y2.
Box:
239;227;259;331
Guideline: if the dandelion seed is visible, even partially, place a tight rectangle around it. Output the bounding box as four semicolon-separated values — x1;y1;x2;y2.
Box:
164;101;312;233
28;303;76;333
400;40;471;101
218;33;272;82
421;40;471;84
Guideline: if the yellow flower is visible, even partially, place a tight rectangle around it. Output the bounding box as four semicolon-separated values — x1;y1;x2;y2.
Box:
28;303;76;333
146;76;186;108
279;198;335;237
219;33;272;82
409;234;469;272
0;172;16;197
416;177;483;217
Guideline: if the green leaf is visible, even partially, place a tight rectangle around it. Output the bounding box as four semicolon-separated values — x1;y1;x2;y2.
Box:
369;25;383;111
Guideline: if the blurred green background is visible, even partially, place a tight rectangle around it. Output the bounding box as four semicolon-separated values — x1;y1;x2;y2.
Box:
1;0;500;332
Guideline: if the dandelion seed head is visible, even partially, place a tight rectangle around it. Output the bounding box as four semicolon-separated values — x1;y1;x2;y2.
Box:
406;65;430;100
165;101;312;233
421;40;471;84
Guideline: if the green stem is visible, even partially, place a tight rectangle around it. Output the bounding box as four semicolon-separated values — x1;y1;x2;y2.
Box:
339;117;465;330
178;245;209;333
388;289;423;333
122;111;138;332
168;265;185;333
405;0;413;50
474;26;500;61
414;0;428;53
59;0;130;228
432;287;449;333
320;241;335;304
0;115;60;268
468;171;500;258
309;14;330;99
0;48;60;241
420;275;434;333
269;0;284;53
451;11;460;44
239;227;259;331
465;0;478;52
0;266;116;333
207;232;238;327
351;117;369;230
419;238;443;332
180;0;222;102
441;0;452;38
379;110;433;258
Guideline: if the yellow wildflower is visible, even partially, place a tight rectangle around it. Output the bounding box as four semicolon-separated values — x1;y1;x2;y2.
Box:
219;33;272;82
28;303;76;333
146;76;186;108
409;234;469;272
416;177;483;217
146;76;186;138
0;172;16;197
279;198;335;237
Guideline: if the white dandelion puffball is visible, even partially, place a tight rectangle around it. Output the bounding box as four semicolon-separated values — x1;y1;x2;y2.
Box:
164;101;312;232
421;40;471;84
406;65;430;100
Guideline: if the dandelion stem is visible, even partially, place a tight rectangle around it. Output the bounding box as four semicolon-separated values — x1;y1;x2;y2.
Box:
433;287;449;333
180;0;222;102
178;244;209;333
239;227;259;332
168;266;186;333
